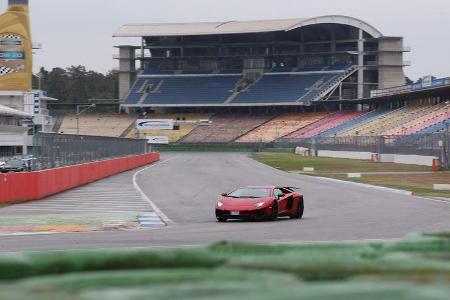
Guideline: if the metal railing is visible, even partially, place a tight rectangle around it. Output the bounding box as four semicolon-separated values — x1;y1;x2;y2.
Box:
275;132;450;168
370;77;450;98
32;133;148;170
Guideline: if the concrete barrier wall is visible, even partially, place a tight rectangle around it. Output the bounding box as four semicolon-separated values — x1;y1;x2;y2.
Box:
0;153;160;203
317;150;437;167
379;154;437;166
318;150;374;160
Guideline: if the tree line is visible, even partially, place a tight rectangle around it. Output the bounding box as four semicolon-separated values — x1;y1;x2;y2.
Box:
33;66;118;103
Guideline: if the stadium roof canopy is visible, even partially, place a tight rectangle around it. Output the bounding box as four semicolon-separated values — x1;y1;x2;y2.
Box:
114;15;383;39
0;104;31;117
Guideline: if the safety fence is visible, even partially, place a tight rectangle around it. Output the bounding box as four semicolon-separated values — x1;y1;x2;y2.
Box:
275;132;450;169
32;132;148;170
160;133;450;168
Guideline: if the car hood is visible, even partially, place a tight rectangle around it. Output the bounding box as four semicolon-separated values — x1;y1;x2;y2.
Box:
2;164;21;168
219;196;274;209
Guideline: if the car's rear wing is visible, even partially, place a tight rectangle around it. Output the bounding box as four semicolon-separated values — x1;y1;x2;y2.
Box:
284;187;300;192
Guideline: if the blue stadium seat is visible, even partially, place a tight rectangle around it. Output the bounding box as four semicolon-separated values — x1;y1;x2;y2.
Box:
219;69;242;74
182;70;213;75
304;74;341;101
297;66;324;72
143;67;175;75
417;119;450;134
396;118;450;144
124;64;352;105
123;78;148;104
270;67;296;73
142;76;240;105
232;73;341;104
326;63;353;71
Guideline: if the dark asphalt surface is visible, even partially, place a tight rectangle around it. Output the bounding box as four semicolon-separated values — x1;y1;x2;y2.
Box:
1;152;450;252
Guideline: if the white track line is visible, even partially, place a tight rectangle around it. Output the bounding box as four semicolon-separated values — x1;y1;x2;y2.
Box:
303;175;413;196
133;157;178;225
414;196;450;204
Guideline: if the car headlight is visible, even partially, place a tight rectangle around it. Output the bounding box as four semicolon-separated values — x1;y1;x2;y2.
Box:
217;201;224;208
255;202;265;208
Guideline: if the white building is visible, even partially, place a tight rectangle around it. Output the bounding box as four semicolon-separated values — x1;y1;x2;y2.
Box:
0;103;31;156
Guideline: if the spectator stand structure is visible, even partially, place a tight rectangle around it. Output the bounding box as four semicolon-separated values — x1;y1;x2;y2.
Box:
114;15;408;109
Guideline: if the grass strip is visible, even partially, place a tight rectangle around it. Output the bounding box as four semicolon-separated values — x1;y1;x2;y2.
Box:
0;248;224;281
253;153;450;197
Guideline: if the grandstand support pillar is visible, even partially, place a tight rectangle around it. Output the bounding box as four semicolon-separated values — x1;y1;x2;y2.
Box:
331;29;337;53
357;29;365;99
117;46;136;102
140;38;145;70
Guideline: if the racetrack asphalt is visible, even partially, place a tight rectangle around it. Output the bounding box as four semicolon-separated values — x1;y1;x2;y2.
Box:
1;152;449;252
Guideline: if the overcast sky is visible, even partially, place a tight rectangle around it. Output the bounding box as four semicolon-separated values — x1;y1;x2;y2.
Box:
1;0;449;80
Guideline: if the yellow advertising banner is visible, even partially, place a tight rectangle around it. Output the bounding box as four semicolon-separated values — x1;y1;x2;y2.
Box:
0;0;32;91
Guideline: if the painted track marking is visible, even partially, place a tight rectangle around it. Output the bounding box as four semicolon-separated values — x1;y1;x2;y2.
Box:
133;157;179;225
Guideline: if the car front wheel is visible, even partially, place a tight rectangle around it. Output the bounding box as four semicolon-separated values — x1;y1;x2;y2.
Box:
269;202;278;221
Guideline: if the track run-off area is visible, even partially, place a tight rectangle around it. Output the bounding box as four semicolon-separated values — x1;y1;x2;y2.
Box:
1;152;450;252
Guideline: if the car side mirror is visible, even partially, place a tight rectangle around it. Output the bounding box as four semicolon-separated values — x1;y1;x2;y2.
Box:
221;193;228;197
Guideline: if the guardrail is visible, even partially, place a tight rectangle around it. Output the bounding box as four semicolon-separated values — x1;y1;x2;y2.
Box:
370;77;450;98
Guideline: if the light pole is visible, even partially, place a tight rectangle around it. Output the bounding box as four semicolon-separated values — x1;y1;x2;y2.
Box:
35;72;42;91
76;104;96;135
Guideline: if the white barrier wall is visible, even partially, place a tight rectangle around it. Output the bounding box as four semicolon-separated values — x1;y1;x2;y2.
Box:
379;154;438;166
316;150;438;167
318;150;374;160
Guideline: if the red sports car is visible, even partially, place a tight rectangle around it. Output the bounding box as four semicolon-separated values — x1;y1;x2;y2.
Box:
215;186;304;222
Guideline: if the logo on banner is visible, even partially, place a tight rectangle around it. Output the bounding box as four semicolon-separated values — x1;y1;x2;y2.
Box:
0;33;25;76
422;76;433;88
146;136;170;144
136;119;174;131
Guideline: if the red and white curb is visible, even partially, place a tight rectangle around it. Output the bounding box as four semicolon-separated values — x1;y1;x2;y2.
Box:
138;212;166;229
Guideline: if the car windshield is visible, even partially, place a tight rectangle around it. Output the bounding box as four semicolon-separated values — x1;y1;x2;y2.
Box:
227;188;271;198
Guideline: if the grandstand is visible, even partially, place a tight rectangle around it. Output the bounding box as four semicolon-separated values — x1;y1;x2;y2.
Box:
336;105;440;137
382;103;450;136
181;114;273;143
50;15;449;148
127;113;212;143
281;112;365;142
237;112;327;143
114;16;408;108
58;114;137;137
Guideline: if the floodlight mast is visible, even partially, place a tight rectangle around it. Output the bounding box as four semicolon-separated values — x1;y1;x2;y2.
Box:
76;104;96;135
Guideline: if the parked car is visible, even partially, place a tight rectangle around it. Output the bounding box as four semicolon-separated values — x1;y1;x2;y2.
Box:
0;159;25;173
